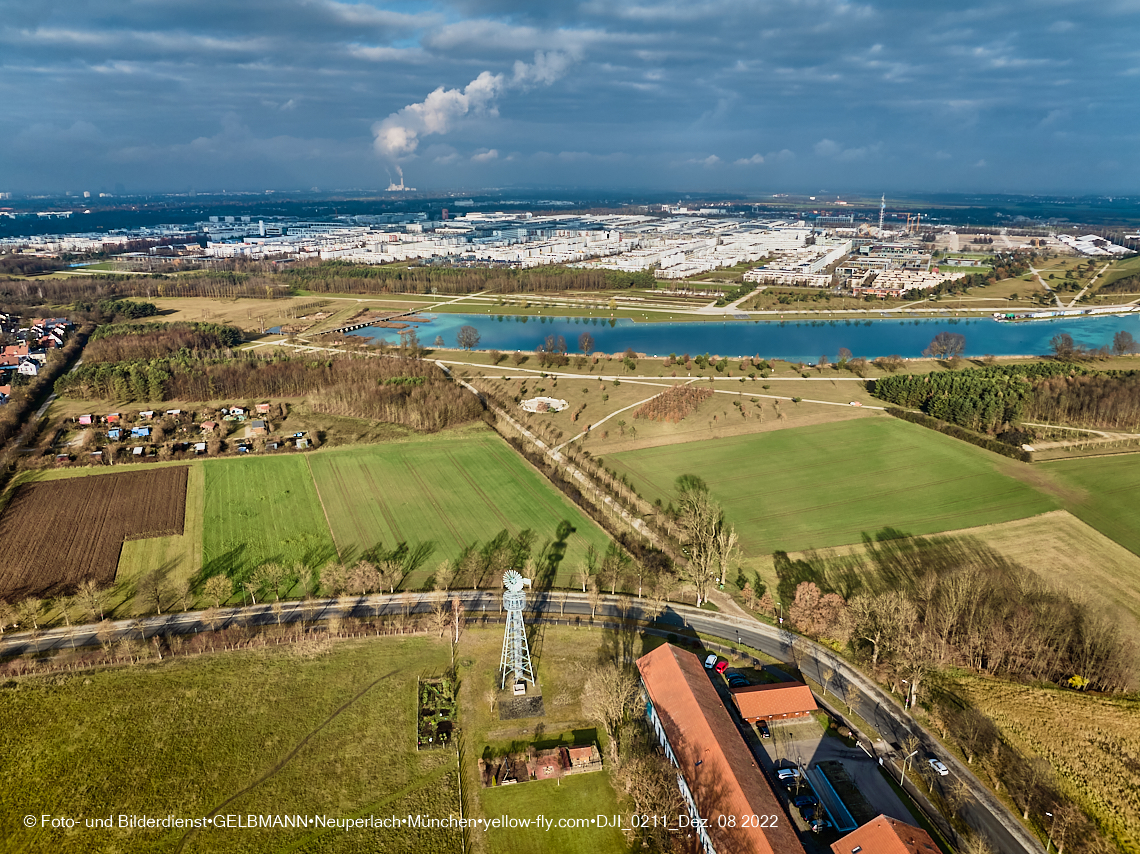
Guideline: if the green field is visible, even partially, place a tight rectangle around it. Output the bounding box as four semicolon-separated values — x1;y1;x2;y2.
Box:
1040;455;1140;557
609;417;1058;556
480;773;626;854
1;637;459;854
202;454;339;586
308;432;612;589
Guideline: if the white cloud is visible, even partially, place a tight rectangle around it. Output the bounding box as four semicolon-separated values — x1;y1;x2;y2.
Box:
734;154;765;165
371;51;574;163
471;148;499;162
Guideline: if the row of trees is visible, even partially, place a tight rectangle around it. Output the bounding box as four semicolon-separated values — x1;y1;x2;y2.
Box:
772;531;1135;694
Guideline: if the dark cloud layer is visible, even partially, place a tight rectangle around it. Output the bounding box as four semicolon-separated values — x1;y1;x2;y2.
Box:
2;0;1137;193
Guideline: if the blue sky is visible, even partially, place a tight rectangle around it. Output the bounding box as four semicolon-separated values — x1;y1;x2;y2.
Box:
2;0;1138;194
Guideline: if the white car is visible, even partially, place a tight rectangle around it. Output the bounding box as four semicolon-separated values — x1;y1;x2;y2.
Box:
776;767;800;781
704;654;718;669
928;758;949;776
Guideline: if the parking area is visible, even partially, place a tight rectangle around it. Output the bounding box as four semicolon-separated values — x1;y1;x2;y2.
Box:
758;718;915;827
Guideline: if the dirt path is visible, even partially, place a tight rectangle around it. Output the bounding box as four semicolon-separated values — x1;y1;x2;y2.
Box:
173;670;397;853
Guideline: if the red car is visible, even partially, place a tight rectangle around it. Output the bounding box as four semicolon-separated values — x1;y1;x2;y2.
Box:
715;660;729;674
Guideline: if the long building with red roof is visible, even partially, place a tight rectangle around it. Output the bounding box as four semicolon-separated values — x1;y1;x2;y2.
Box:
636;643;805;854
729;681;818;722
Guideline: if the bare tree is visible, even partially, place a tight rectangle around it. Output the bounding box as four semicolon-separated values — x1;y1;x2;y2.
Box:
136;570;166;615
456;325;481;351
204;575;232;609
18;597;43;630
76;579;104;622
587;577;602;619
713;523;739;587
582;662;639;766
673;475;723;607
0;600;16;635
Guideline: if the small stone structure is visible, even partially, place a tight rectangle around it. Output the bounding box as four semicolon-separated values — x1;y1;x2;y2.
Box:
519;397;568;413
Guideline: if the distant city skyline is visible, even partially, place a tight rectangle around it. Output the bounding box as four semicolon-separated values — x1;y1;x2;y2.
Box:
2;0;1138;195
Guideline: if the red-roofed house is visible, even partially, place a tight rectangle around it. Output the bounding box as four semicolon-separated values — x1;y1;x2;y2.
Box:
636;644;804;854
831;814;940;854
730;682;818;722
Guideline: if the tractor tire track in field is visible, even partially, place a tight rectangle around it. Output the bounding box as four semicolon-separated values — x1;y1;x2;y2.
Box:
444;449;513;531
305;454;342;561
359;459;406;544
173;670;397;854
483;440;566;520
402;460;464;547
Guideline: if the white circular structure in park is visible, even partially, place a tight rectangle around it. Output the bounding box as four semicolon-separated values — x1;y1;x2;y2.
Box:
519;396;567;413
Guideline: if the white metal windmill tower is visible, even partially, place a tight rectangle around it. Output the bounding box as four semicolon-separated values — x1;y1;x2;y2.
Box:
499;570;536;691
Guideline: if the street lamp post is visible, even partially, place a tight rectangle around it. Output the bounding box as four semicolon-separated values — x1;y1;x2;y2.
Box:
900;749;919;786
1045;811;1057;853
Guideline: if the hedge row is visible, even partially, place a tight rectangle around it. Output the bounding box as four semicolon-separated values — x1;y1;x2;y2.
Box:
885;407;1033;463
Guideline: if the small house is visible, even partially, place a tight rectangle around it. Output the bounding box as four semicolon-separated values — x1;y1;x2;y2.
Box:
90;451;103;459
193;442;208;454
250;419;268;436
55;453;69;463
229;407;245;416
139;410;155;419
132;446;144;456
200;421;218;433
267;442;279;450
107;428;122;440
255;403;272;414
17;360;38;377
79;414;93;426
131;426;151;438
292;431;305;438
166;409;181;416
296;437;309;449
107;413;121;424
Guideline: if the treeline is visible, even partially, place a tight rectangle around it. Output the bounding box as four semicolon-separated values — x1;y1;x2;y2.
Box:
54;352;482;432
873;362;1140;433
85;322;245;363
0;255;66;277
284;260;653;296
773;530;1135;693
1098;273;1140;294
871;367;1036;434
0;271;289;308
1023;371;1140;430
93;298;158;319
885;408;1033;462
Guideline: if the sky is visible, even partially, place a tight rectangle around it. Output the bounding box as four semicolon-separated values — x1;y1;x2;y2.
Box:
2;0;1138;195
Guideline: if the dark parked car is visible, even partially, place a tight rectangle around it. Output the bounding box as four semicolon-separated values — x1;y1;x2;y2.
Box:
727;675;749;687
757;721;771;738
792;793;819;809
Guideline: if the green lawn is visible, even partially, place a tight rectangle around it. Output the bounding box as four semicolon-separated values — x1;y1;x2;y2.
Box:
202;455;339;586
0;637;459;854
308;432;612;588
1041;455;1140;557
479;772;627;854
609;417;1058;556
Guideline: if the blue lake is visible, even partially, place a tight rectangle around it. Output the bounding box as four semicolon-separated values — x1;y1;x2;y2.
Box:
347;312;1140;362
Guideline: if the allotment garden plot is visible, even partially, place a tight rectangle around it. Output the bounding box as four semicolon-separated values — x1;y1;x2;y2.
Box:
0;467;188;601
308;432;611;588
609;418;1057;557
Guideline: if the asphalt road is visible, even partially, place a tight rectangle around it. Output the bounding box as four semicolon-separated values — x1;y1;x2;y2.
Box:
1;590;1044;854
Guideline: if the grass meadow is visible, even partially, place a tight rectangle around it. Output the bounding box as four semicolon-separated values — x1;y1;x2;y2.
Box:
0;637;460;854
201;454;340;587
308;432;612;589
608;418;1058;557
1040;455;1140;558
479;774;626;854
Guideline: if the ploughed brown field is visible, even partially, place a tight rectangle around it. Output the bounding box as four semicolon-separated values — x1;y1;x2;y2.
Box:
0;467;188;601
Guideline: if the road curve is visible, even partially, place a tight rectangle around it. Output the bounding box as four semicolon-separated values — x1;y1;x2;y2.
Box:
1;590;1043;854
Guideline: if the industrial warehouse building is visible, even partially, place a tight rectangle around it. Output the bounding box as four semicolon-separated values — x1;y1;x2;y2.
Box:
636;644;804;854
